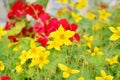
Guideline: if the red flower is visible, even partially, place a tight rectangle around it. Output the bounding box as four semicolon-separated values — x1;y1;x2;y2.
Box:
59;18;70;30
33;22;44;34
8;1;26;19
37;35;48;47
0;76;11;80
70;23;78;31
5;21;15;30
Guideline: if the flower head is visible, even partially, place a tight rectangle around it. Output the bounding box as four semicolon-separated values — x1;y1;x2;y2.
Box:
95;70;113;80
58;64;79;78
105;55;118;65
49;25;75;46
71;12;82;23
0;61;4;71
16;62;23;73
98;9;111;22
87;47;103;56
75;0;88;9
83;35;93;48
56;0;68;4
85;12;96;20
109;27;120;41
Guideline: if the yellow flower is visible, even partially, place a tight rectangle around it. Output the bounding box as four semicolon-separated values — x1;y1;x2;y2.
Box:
47;40;61;50
85;12;96;20
58;64;79;78
19;50;28;65
98;10;111;22
29;51;50;69
71;12;82;23
56;0;68;4
87;47;103;56
83;35;93;48
78;77;84;80
16;62;23;73
92;23;102;30
75;0;88;9
0;27;7;40
105;55;118;65
13;45;21;51
49;25;75;46
27;40;45;58
109;27;120;41
95;70;113;80
0;61;4;71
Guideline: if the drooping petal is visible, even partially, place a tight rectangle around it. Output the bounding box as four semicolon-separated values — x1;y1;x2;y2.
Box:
109;27;117;33
110;34;120;41
58;64;68;71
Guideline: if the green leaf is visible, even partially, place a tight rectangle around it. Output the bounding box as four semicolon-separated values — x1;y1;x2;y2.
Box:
7;21;25;36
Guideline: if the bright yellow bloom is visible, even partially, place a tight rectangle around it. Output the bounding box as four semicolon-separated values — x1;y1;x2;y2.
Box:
47;40;61;50
58;64;79;78
105;55;118;65
83;35;93;48
75;0;88;9
71;12;82;23
87;47;103;56
109;27;120;41
13;45;21;51
56;0;68;4
29;51;50;69
98;10;111;22
16;62;23;73
19;50;28;65
27;40;45;58
49;25;75;46
0;61;4;71
95;70;113;80
78;77;84;80
85;12;96;20
0;27;7;40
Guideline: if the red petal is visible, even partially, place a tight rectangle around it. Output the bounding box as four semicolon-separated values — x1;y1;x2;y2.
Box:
59;18;70;30
74;33;80;42
70;23;78;31
0;76;11;80
37;36;48;47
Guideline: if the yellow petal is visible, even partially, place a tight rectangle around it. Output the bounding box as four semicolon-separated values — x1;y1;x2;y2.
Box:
95;77;104;80
30;40;36;49
110;34;120;41
63;72;70;78
58;64;68;71
109;27;117;33
101;70;106;77
78;77;84;80
71;69;80;74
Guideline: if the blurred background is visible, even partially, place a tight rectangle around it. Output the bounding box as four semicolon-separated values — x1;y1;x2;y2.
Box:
0;0;119;26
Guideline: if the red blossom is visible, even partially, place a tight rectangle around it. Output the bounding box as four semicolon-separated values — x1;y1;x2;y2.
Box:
37;35;48;47
0;76;11;80
59;18;70;30
33;22;44;34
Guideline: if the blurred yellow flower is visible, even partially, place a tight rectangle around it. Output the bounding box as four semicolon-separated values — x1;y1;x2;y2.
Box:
71;12;82;23
27;40;45;58
95;70;113;80
92;23;102;30
109;27;120;41
98;10;111;22
19;50;28;65
105;55;118;65
58;64;79;78
49;25;75;46
83;35;93;48
87;47;103;56
56;0;68;4
75;0;88;9
78;77;84;80
85;12;96;20
16;62;23;73
0;61;4;71
29;50;50;69
0;27;7;40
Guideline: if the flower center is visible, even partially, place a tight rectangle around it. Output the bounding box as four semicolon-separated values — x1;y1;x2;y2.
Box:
60;34;65;39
